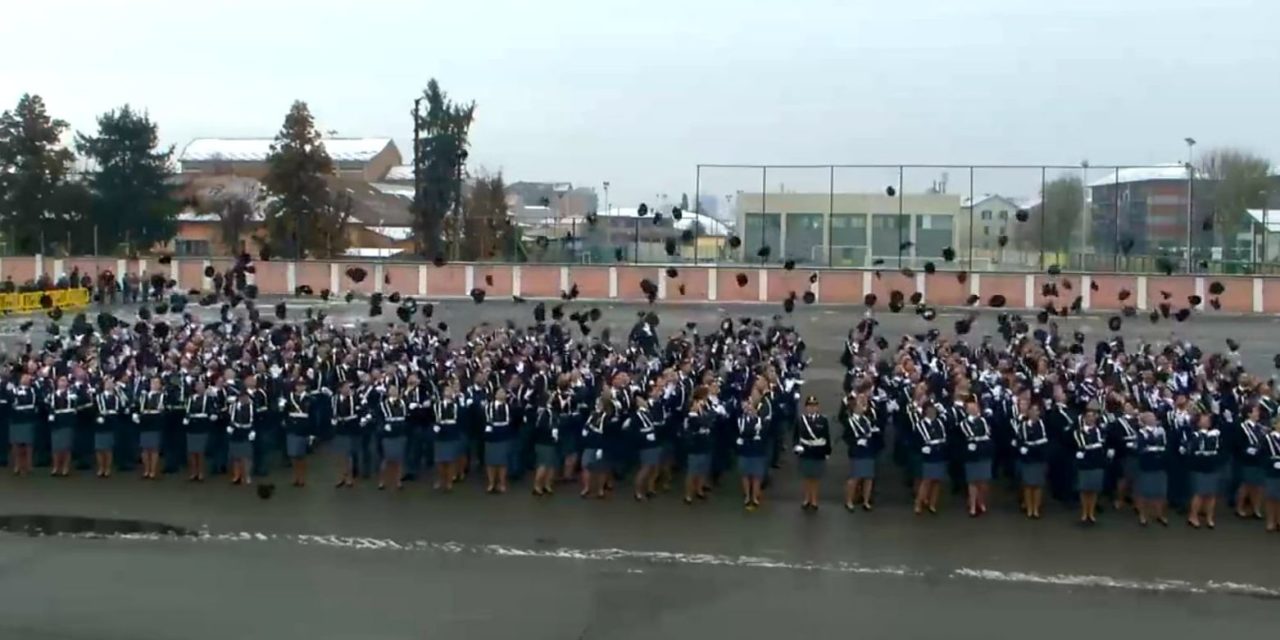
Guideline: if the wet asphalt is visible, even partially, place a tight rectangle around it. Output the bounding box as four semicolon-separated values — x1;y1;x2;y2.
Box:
0;300;1278;639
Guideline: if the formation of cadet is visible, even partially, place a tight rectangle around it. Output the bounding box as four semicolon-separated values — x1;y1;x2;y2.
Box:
3;291;1280;533
839;314;1280;530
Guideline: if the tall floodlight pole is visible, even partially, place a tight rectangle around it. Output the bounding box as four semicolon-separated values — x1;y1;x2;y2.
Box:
1185;137;1196;271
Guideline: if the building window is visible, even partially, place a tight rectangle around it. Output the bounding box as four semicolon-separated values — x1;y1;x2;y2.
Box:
174;239;211;257
999;210;1008;220
981;210;992;220
830;213;868;266
983;227;990;236
915;214;953;257
784;213;823;263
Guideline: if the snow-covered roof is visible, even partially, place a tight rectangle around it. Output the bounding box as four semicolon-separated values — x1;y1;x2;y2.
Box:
366;225;414;241
1247;209;1280;233
962;194;1020;209
369;183;415;199
384;165;414;182
344;247;405;258
1087;164;1189;188
674;212;731;236
180;137;394;164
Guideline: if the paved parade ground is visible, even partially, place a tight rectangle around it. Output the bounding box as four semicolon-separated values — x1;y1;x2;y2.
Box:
1;300;1278;639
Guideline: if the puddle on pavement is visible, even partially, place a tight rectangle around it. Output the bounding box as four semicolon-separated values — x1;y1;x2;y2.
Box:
0;514;193;537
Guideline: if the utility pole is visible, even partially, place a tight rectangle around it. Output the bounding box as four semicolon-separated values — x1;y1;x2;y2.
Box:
412;97;423;255
1185;137;1197;271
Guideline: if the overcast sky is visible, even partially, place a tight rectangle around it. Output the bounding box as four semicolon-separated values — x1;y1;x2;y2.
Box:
3;0;1277;209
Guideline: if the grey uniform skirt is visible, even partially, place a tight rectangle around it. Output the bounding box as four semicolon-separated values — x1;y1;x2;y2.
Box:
638;446;662;467
1138;470;1167;500
435;438;463;464
484;440;512;467
1077;468;1105;493
139;430;162;451
1265;476;1280;501
94;432;115;452
687;453;711;477
335;434;360;458
1240;464;1265;486
51;427;73;453
228;440;252;461
1018;461;1046;488
965;459;992;483
186;433;208;455
382;436;407;463
849;457;876;480
797;457;826;480
738;454;766;479
922;461;947;481
582;447;608;471
9;422;34;446
535;443;560;468
1190;471;1219;497
286;434;309;459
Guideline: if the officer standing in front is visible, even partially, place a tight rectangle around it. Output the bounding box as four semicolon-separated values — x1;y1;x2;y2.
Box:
795;395;831;512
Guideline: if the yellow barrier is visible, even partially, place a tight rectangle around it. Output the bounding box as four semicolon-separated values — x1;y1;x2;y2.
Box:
0;288;91;313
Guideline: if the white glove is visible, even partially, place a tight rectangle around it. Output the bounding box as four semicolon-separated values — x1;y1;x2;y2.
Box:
384;424;391;433
645;432;655;442
595;449;604;459
409;402;420;410
856;438;867;447
182;418;189;426
96;417;104;425
132;413;140;423
277;399;286;409
308;436;315;445
1178;447;1186;455
1247;447;1257;456
736;438;744;446
793;444;804;454
330;419;337;427
226;426;234;434
551;428;558;439
921;446;932;455
1274;461;1280;470
433;425;441;433
1011;440;1018;447
1019;446;1028;455
484;425;493;433
1106;449;1115;459
967;443;976;452
1075;451;1085;460
248;431;256;442
360;416;369;426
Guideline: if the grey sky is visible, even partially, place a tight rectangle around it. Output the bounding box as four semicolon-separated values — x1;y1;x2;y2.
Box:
3;0;1277;208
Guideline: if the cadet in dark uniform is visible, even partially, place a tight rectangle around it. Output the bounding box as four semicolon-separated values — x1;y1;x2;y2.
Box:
531;395;559;496
185;379;217;482
1136;411;1170;527
1234;405;1266;519
281;379;314;487
483;388;514;494
1188;412;1222;529
1074;406;1108;525
914;402;947;515
1014;402;1049;519
227;392;256;485
960;397;994;517
8;374;38;475
138;377;166;480
681;394;712;505
94;377;126;478
582;396;612;500
795;395;831;512
378;384;408;490
48;377;78;477
841;394;876;512
1264;419;1280;532
735;396;768;510
432;384;464;491
630;395;661;502
331;380;361;488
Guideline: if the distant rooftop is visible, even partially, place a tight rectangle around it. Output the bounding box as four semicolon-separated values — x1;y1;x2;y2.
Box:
179;137;395;164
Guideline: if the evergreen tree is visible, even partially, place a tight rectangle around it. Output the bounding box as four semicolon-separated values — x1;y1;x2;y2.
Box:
0;94;80;254
261;100;347;259
76;104;178;253
413;79;475;257
461;171;516;260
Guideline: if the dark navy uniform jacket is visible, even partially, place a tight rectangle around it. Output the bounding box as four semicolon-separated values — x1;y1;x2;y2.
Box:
736;413;767;457
842;412;875;460
1014;417;1049;462
795;413;831;460
1137;426;1168;472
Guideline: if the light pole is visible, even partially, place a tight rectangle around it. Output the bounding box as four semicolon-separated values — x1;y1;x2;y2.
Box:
412;97;423;255
1185;137;1196;271
602;181;611;215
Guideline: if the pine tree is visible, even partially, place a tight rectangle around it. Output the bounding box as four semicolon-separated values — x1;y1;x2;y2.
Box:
76;105;178;253
0;94;80;254
413;79;475;258
261;100;347;259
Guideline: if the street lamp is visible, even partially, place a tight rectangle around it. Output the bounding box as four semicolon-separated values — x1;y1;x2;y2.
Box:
602;181;611;215
1185;137;1196;270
